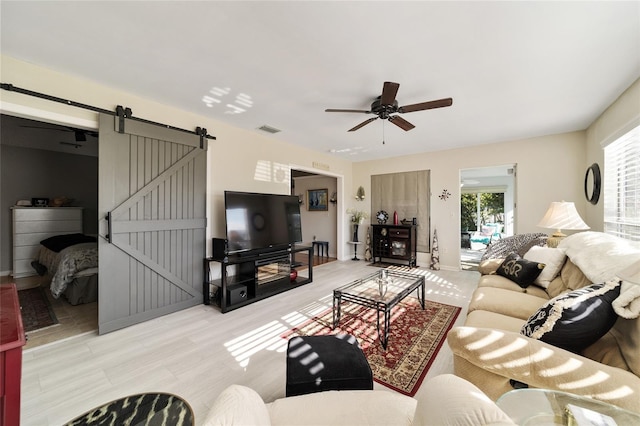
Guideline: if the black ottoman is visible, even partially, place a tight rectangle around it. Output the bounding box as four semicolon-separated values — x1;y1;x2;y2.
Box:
286;334;373;397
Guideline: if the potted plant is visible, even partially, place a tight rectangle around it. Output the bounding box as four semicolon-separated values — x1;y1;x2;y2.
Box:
346;208;369;242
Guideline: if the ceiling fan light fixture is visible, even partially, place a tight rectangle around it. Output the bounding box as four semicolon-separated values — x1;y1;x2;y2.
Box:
325;81;452;133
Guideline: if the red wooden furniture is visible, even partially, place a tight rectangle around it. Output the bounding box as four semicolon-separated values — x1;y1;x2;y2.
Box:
0;284;26;426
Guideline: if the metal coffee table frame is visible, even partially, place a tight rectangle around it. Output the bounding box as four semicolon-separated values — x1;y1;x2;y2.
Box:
332;269;425;349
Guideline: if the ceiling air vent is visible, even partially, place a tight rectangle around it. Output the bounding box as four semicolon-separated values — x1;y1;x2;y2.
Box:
257;124;281;134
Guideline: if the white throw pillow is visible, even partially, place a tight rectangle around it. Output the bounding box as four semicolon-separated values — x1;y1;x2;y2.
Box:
524;246;567;289
203;385;271;426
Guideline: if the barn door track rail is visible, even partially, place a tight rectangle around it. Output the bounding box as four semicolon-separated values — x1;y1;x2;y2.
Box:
1;82;216;147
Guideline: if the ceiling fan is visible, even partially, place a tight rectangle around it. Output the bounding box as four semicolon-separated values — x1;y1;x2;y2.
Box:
325;81;453;132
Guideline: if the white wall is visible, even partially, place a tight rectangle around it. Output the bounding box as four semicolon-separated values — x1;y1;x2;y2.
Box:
2;55;636;270
353;131;587;269
294;175;338;257
0;55;353;261
585;78;640;230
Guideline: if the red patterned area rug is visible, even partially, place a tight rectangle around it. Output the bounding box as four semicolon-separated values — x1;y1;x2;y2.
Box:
282;297;461;396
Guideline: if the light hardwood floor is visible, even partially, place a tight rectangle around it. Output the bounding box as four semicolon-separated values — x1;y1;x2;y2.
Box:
20;260;479;425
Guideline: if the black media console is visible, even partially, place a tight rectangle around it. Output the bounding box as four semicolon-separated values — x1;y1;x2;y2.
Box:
203;242;313;313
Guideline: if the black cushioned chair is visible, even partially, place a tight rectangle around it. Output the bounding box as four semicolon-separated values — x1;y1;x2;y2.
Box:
286;334;373;397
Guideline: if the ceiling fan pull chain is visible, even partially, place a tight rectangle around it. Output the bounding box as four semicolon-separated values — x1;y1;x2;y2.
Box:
382;118;386;145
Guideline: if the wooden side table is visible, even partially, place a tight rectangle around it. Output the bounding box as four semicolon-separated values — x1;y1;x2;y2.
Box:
312;240;329;257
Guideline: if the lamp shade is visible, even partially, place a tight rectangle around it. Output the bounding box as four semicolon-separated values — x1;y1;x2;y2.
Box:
538;201;590;231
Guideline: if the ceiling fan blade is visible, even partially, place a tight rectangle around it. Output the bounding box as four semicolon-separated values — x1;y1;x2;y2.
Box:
380;81;400;105
388;115;415;131
325;108;371;113
398;97;453;113
348;117;378;132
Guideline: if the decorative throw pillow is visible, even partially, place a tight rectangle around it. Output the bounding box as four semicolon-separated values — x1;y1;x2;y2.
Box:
521;281;621;353
496;253;546;288
524;246;567;289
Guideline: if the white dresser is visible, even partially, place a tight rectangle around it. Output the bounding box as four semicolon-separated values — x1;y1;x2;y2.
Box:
11;207;83;278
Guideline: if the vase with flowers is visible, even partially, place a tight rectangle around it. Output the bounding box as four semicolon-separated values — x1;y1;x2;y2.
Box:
347;208;369;242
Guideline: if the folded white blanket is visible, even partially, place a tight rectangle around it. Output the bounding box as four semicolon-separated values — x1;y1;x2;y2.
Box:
613;282;640;319
614;260;640;319
559;232;640;318
558;232;640;283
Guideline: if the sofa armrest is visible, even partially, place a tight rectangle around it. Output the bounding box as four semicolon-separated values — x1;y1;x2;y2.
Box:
415;374;515;425
478;259;504;275
447;326;640;412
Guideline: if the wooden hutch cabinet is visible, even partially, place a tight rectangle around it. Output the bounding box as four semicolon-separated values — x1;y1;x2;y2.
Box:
371;224;417;266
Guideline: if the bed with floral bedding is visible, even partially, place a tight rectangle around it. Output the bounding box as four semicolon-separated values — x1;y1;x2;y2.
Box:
32;233;99;305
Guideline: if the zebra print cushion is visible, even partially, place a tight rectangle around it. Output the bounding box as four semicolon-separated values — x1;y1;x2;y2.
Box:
481;233;548;261
521;281;621;353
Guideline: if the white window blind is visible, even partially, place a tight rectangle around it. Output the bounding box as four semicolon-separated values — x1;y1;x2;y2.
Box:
604;125;640;240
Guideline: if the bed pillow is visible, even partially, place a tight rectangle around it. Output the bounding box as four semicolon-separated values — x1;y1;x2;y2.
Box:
496;253;545;288
521;281;621;353
524;246;567;289
40;233;97;252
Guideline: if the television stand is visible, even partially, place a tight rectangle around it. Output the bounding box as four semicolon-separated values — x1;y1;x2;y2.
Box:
203;245;313;313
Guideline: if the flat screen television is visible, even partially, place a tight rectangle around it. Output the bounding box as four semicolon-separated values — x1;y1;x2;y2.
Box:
224;191;302;254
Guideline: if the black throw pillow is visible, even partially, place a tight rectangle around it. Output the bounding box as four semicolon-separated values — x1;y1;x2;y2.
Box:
496;253;545;288
40;233;96;252
521;281;621;353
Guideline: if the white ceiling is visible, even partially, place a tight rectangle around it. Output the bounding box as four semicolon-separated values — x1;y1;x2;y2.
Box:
1;1;639;161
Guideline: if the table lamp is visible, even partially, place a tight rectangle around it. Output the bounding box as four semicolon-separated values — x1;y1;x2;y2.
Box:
537;201;590;247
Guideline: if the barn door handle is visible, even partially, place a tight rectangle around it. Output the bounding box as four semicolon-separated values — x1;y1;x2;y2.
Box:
105;211;112;243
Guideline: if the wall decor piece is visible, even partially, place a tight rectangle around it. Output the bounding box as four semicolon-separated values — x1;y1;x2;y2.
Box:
438;189;451;201
430;229;440;270
356;186;365;201
376;210;389;224
584;163;601;205
307;188;328;211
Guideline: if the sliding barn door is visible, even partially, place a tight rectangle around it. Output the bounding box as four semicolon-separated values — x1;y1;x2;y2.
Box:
98;113;207;334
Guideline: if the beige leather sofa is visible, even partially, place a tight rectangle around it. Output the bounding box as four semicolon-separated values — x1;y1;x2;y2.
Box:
447;231;640;413
204;374;515;425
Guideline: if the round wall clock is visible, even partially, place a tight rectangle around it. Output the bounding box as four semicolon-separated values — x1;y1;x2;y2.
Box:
376;210;389;224
584;163;601;205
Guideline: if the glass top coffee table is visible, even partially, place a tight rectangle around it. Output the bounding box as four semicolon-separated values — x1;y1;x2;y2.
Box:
332;269;425;349
496;388;640;425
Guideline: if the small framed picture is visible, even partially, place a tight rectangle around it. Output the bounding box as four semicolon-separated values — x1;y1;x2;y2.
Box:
31;198;49;207
307;189;328;211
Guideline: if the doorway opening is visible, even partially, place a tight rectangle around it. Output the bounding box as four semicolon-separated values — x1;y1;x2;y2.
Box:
291;169;341;266
460;164;516;271
0;113;99;348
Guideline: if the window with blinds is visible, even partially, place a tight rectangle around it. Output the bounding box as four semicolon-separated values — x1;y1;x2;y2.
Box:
604;125;640;240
